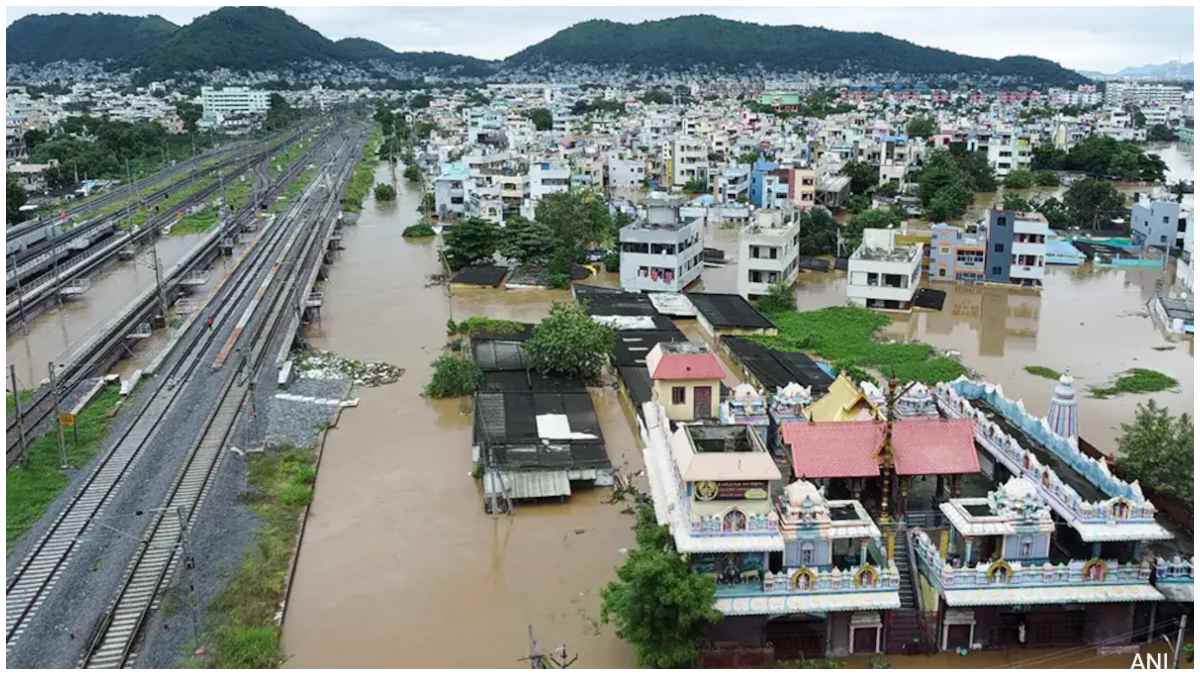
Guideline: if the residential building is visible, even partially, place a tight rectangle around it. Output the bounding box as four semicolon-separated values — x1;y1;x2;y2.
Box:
737;208;801;298
528;160;570;201
1131;195;1190;251
607;155;646;191
984;209;1048;287
846;228;923;311
618;196;704;293
1104;83;1185;108
433;161;470;220
646;342;725;421
930;222;987;284
671;135;707;188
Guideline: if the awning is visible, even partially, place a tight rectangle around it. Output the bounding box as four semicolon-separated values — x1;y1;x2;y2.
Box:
484;470;571;500
1071;520;1175;543
942;584;1164;607
716;590;901;616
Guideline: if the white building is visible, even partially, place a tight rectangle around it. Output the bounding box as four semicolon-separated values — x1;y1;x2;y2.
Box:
737;208;801;298
433;161;470;220
846;228;923;312
671;135;707;188
1008;212;1050;286
618;196;704;293
986;128;1033;177
607;155;647;191
1104;83;1185;108
528;160;571;202
200;86;270;126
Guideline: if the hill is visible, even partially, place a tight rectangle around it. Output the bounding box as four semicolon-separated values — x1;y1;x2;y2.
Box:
505;15;1089;85
1079;61;1193;82
6;13;177;65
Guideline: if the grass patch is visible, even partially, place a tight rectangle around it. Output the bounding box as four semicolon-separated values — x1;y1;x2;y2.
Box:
1024;365;1061;380
341;127;383;213
196;445;315;668
450;316;526;337
170;205;220;237
753;306;967;385
6;384;122;549
1090;368;1179;399
425;354;483;398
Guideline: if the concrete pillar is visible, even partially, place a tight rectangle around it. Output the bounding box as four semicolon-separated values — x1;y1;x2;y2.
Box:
1091;542;1102;559
964;537;974;565
935;475;944;500
886;531;896;563
939;530;950;560
951;474;962;498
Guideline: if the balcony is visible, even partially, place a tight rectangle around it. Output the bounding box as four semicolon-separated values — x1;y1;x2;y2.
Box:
911;528;1162;606
711;562;902;616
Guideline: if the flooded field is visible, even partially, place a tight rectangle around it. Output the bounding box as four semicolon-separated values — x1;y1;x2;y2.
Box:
281;165;638;667
6;232;208;388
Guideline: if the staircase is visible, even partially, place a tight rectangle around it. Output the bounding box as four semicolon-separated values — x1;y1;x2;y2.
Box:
886;527;930;654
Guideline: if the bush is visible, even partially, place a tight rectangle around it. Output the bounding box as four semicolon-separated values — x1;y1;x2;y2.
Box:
1003;168;1035;189
526;302;615;380
754;280;796;314
403;164;422;182
603;251;620;272
1033;170;1060;187
402;222;435;238
425;354;483;398
373;183;396;202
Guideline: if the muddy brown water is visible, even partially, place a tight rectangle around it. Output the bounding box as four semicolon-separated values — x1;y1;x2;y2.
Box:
5;232;209;389
282;152;1192;665
281;166;639;667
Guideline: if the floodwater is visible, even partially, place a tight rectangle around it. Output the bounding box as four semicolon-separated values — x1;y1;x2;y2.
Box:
281;165;639;668
5;232;208;389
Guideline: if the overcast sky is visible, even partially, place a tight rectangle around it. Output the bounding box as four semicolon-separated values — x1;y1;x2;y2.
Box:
6;5;1195;72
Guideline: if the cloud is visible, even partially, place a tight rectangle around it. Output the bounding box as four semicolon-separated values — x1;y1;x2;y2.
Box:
5;5;1193;71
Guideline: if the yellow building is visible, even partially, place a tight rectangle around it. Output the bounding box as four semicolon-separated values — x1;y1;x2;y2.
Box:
647;342;726;421
806;373;881;422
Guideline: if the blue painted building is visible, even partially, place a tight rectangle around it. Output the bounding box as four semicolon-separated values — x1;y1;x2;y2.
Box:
749;159;779;208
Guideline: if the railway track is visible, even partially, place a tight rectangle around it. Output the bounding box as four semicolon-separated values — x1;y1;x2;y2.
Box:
7;127;309;289
81;129;364;669
5;125;363;662
5;123;334;465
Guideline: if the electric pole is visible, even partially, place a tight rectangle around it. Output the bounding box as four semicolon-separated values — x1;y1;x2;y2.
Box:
10;365;29;463
48;361;68;469
148;242;167;325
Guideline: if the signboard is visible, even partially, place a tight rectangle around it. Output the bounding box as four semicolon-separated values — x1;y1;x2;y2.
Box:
59;412;76;427
695;480;769;501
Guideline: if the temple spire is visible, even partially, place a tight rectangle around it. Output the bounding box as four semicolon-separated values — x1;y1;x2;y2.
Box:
1046;368;1079;445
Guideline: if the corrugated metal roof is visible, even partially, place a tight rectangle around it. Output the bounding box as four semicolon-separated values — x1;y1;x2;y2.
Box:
716;590;901;616
484;470;571;500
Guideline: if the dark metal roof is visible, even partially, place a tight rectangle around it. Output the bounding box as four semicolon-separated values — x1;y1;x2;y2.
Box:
451;264;509;287
574;284;660;317
913;288;947;311
686;292;776;330
474;391;611;470
472;340;529;371
722;336;834;394
612;329;688;367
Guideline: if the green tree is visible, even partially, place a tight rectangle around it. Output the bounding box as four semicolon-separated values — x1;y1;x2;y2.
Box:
525;302;615;380
534;190;613;275
403;164;422;183
441;217;499;270
373;183;396;202
1002;194;1034;212
1115;400;1193;505
498;215;555;265
1003;168;1035;189
1063;178;1125;230
1146;124;1177;143
409;93;432;109
795;207;838;255
841;160;880;195
755;280;796;314
927;184;972;221
736;150;762;165
265;92;297;131
1033;170;1060;187
905;115;938;138
22;128;49;153
846;207;906;249
1035;197;1071;230
524;107;552;131
683;178;708;193
175;101;202;133
600;506;720;668
7;175;28;223
425;354;483;398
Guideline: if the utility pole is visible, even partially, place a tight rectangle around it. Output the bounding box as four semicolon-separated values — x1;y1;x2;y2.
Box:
48;361;68;469
10;365;29;463
149;242;167;324
1171;615;1188;669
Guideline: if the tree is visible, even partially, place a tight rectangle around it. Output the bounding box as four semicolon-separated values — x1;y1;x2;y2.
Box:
425;354;483;398
1002;195;1034;212
795;207;838;256
1033;170;1060;187
1036;197;1071;230
7;175;28;223
441;217;499;270
22;128;48;153
534;190;613;275
524;107;552;131
1146;124;1177;143
905;115;938;138
1063;178;1125;230
498;215;555;265
1003;168;1035;189
525;302;615;380
600;506;720;668
403;164;422;183
736;150;762;165
1116;400;1193;505
682;178;708;194
841;160;880;195
846;207;906;250
755;280;796;314
373;183;396;202
409;93;432;109
927;184;973;221
175;101;202;133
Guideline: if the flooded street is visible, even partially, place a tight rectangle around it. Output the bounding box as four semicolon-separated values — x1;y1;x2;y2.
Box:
281;165;638;667
5;232;208;388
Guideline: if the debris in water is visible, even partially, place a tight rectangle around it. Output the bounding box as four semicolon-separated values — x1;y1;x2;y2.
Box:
293;349;405;386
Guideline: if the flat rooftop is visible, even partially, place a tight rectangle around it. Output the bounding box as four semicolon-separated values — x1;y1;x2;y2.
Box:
687;293;776;331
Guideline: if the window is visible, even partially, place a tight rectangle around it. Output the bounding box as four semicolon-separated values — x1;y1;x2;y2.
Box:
996;216;1007;226
994;243;1005;253
991;266;1002;275
671;386;686;405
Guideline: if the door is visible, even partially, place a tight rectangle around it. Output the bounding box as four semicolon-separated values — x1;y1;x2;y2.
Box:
694;385;712;419
946;624;972;650
853;626;878;654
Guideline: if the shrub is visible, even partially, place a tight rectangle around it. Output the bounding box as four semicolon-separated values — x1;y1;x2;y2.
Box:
425;354;483;398
402;222;435;238
373;183;396;202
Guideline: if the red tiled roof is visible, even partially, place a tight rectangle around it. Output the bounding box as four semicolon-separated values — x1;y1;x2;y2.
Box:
782;420;884;479
892;418;980;476
649;353;726;381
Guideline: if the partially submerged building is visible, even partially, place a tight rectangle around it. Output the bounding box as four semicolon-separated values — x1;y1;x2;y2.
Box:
846;228;923;311
618;195;705;293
